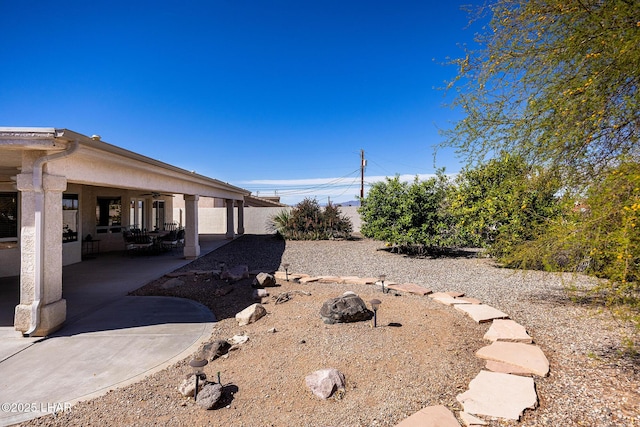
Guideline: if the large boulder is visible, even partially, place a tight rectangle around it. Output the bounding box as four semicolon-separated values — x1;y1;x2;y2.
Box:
305;368;346;399
235;303;267;326
203;339;231;361
319;293;373;324
196;383;223;409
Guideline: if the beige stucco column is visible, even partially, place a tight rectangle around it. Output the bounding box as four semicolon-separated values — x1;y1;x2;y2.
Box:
237;200;245;235
14;172;67;336
183;194;200;259
225;199;235;239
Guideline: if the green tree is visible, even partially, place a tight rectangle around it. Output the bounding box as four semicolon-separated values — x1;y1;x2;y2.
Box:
443;0;640;339
450;153;561;257
359;172;458;254
443;0;640;184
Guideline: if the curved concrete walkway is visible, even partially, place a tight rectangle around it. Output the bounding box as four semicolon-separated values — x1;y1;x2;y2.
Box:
0;297;214;426
0;235;228;426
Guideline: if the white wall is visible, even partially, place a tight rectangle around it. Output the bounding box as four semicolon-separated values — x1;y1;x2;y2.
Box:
181;205;362;235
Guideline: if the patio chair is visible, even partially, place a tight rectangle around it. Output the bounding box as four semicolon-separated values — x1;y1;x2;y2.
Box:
164;222;178;232
160;228;186;253
123;229;153;255
160;230;179;252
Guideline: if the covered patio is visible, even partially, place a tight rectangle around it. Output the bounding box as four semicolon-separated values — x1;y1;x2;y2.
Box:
0;127;250;336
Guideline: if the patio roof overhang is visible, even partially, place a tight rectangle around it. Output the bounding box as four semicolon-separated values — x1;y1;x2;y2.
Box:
0;127;250;200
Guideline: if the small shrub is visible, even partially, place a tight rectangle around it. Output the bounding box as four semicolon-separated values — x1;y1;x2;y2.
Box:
269;198;352;240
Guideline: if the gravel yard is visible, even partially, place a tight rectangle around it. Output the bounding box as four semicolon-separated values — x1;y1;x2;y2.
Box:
22;234;639;426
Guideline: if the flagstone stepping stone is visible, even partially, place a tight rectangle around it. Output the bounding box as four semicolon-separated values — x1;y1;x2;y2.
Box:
386;283;433;296
455;304;509;323
476;341;549;377
455;297;482;304
484;319;532;343
485;360;536;376
299;276;321;284
395;405;459;427
432;294;473;306
318;276;342;283
459;411;487;426
274;272;309;281
457;370;537;420
446;291;465;297
429;292;452;299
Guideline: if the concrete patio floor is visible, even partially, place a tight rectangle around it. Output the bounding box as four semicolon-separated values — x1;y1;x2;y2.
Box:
0;234;230;426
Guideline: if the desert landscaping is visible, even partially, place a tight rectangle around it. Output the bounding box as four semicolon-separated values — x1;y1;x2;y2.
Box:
21;235;640;426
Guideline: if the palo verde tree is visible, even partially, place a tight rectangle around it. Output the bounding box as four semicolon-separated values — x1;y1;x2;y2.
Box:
443;0;640;339
443;0;640;184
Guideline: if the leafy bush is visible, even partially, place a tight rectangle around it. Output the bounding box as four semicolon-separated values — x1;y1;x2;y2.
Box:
358;171;459;254
450;153;562;258
269;198;352;240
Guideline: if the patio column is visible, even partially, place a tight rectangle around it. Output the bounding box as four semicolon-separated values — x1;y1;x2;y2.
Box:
183;194;200;259
237;200;245;235
225;199;235;239
14;172;67;336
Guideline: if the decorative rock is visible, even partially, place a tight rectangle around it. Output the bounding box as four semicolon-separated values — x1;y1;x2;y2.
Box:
395;405;460;427
386;283;432;296
454;304;509;323
476;341;549;376
459;411;488;426
484;319;532;343
456;370;537;420
253;272;277;287
221;264;249;281
178;374;203;397
252;288;269;301
319;293;373;324
196;383;223;409
161;278;185;289
228;334;249;345
203;339;231;361
305;368;345;399
235;303;267;326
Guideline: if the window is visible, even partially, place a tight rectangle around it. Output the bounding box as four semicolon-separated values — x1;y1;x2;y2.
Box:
152;200;165;231
130;199;145;230
62;194;79;242
96;197;122;233
0;192;18;242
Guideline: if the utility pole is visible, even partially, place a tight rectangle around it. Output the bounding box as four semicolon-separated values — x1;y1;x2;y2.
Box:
360;149;366;199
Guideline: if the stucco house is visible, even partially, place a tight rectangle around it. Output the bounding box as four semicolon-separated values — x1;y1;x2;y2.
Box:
0;127;250;337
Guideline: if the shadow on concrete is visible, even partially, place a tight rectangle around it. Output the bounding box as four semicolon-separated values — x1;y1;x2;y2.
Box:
50;296;215;337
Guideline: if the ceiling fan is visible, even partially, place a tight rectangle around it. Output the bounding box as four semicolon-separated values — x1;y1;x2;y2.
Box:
139;192;175;199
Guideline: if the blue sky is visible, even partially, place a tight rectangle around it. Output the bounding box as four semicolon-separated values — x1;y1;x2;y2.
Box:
0;1;482;205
